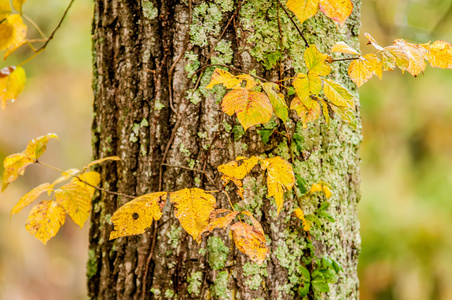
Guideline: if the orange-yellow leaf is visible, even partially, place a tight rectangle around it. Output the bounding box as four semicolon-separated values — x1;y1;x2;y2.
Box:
84;156;121;170
170;188;216;243
230;221;269;264
109;192;167;240
221;88;273;130
322;79;354;109
200;209;239;236
348;57;373;87
319;0;353;26
331;42;360;56
423;40;452;69
261;82;288;123
24;133;58;159
206;68;241;89
261;157;295;215
218;156;259;180
11;183;53;217
286;0;319;24
2;153;33;191
25;200;66;245
310;182;332;198
0;14;26;51
0;0;11;20
0;65;26;110
290;97;321;128
13;0;26;13
304;45;332;76
331;105;357;130
221;175;244;198
294;208;311;231
54;171;100;228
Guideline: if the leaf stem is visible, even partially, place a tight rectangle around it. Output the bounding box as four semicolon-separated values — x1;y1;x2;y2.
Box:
332;57;360;62
22;15;48;40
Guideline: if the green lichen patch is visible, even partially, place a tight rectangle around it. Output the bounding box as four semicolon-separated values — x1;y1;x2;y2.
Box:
86;249;98;279
187;271;203;296
207;236;229;270
167;224;182;250
190;3;223;47
211;271;231;299
142;1;158;20
243;262;268;290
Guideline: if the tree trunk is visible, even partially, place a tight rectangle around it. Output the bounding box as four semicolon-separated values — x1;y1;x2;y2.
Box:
88;0;362;299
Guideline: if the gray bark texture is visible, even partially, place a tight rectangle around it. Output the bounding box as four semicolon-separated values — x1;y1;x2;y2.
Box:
88;0;362;299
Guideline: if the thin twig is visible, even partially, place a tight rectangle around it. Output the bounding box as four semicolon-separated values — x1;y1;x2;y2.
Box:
277;0;308;46
23;15;48;40
332;57;359;62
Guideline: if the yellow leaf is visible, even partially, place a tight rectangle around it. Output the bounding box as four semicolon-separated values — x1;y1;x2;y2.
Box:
205;68;241;89
384;45;409;72
348;57;373;87
261;157;295;215
2;153;33;191
309;182;332;198
54;171;100;228
25;200;66;245
200;209;239;236
294;208;311;231
322;79;354;109
0;66;26;110
331;42;360;56
304;45;332;76
319;98;330;126
286;0;319;24
363;53;383;79
51;168;80;186
109;192;168;240
261;82;288;123
170;188;216;243
423;40;452;69
393;40;427;77
364;32;384;51
231;220;269;264
24;133;58;159
218;156;259;180
3;39;26;60
13;0;26;13
319;0;353;26
11;183;53;217
221;88;273;130
293;73;322;110
0;0;11;20
221;175;244;199
0;14;26;51
331;105;357;130
84;156;121;170
236;74;258;90
290;97;321;128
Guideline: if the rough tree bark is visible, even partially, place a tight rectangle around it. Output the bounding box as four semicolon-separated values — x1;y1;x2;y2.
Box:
88;0;361;299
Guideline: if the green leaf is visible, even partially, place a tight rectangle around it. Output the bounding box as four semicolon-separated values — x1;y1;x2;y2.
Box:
332;259;343;273
258;129;274;144
295;174;307;194
298;281;310;297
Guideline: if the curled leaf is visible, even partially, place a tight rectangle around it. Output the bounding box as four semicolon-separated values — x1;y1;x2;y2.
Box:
84;156;121;170
25;200;66;245
200;209;239;236
331;42;360;56
170;188;216;243
24;133;58;159
310;182;333;198
2;153;34;191
294;208;311;231
109;192;168;240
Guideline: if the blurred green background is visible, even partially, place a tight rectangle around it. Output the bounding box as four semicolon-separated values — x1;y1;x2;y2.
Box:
0;0;451;299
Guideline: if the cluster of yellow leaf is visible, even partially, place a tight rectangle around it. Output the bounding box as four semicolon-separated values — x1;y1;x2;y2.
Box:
0;0;28;109
291;45;358;130
109;188;270;264
286;0;353;26
2;133;119;244
218;156;295;215
331;34;452;87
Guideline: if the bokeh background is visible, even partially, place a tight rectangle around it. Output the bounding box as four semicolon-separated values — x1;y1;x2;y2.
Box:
0;0;451;299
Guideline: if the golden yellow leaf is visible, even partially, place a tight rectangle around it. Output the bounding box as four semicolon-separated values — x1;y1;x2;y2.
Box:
11;183;53;217
304;45;332;76
261;157;295;215
364;32;384;51
322;79;354;109
261;82;288;123
218;156;259;181
319;0;353;26
0;66;26;110
0;14;26;51
348;57;373;87
205;68;241;89
25;200;66;245
24;133;58;159
200;209;239;236
384;45;409;72
231;220;269;264
13;0;26;13
51;168;80;186
290;97;321;128
363;53;383;79
54;171;100;228
331;105;357;130
423;40;452;69
0;0;11;20
293;73;322;110
170;188;216;243
221;88;273;130
109;192;168;240
309;182;332;198
2;153;33;191
294;208;311;231
84;156;121;170
286;0;319;24
331;42;360;56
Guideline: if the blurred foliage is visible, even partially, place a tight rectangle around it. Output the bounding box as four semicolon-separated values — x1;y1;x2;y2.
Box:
0;0;451;299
